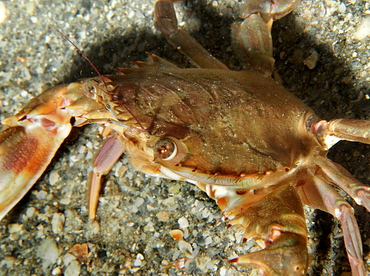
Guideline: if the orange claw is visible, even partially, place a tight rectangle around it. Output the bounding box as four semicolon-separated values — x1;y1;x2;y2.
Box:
0;84;73;220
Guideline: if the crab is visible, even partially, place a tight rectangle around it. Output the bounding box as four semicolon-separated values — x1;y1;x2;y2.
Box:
0;0;370;276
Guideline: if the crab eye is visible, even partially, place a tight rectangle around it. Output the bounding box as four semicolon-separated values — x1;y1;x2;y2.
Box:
153;136;188;167
83;80;99;99
155;138;177;160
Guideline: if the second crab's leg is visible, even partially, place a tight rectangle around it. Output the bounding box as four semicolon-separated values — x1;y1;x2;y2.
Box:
233;0;300;74
154;0;228;70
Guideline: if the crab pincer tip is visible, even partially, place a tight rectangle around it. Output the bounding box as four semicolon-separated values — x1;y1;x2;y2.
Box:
229;257;239;263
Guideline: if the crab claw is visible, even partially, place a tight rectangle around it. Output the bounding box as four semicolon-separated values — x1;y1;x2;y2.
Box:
225;184;308;275
229;232;307;276
0;84;74;220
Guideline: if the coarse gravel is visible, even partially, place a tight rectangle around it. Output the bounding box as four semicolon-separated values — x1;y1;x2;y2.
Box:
0;0;369;275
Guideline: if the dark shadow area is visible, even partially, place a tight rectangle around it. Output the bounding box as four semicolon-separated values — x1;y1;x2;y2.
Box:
35;0;368;275
307;209;335;275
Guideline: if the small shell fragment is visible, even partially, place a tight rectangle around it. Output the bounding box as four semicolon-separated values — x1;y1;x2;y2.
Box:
303;50;319;69
169;229;184;240
69;243;89;262
174;258;187;270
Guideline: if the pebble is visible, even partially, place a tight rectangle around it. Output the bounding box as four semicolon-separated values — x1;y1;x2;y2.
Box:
7;223;22;234
178;216;189;228
36;237;61;272
26;207;36;218
303;50;319;69
156;210;170;222
0;1;6;23
1;1;369;275
178;240;193;257
36;190;48;200
205;236;213;246
51;266;62;275
354;17;370;40
51;213;65;234
133;253;144;267
161;196;177;209
64;259;81;276
133;197;144;207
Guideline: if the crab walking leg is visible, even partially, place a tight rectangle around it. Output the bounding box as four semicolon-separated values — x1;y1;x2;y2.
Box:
313;119;370;147
212;184;308;275
232;0;300;75
154;0;228;70
240;0;301;21
232;14;275;74
315;156;370;212
328;119;370;143
312;176;365;276
0;85;72;221
88;134;126;220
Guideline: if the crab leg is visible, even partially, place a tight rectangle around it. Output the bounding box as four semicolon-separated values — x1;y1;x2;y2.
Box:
232;0;301;75
313;119;370;148
310;118;370;211
328;118;370;143
0;85;72;220
309;176;366;276
88;134;126;220
232;13;275;74
315;156;370;212
154;0;228;70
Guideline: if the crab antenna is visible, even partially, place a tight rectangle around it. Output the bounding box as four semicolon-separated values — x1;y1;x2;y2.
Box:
50;25;146;132
50;25;108;88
